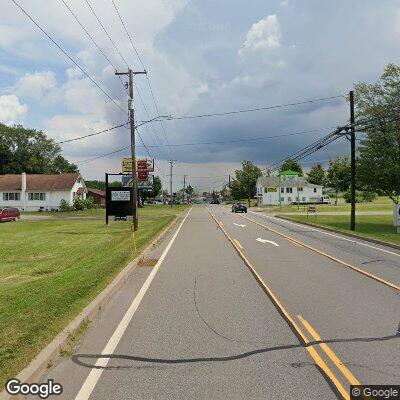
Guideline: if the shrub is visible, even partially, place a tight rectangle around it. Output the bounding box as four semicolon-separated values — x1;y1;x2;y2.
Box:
73;197;85;211
343;190;376;203
83;197;95;209
59;199;72;212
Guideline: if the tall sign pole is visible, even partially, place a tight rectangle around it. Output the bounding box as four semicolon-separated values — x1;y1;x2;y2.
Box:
115;69;146;231
350;90;356;231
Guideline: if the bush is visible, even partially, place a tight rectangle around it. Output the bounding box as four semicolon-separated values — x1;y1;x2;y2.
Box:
83;197;95;209
59;199;72;212
73;197;85;211
343;190;377;203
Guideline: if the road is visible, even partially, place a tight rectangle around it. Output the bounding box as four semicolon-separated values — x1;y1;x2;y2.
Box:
32;205;400;400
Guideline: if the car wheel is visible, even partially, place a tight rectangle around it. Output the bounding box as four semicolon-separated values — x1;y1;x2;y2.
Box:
245;210;247;213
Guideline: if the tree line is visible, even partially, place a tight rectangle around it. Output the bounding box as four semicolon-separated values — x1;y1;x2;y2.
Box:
0;123;78;174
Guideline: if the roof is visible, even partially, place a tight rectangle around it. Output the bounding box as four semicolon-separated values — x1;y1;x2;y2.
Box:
257;175;322;189
87;188;106;197
0;173;81;191
280;170;299;176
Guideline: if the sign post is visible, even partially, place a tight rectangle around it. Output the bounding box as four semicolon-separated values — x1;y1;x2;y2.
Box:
105;173;134;225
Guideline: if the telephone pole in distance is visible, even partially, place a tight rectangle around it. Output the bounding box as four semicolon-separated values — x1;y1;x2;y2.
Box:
169;160;177;208
115;68;146;231
349;90;356;231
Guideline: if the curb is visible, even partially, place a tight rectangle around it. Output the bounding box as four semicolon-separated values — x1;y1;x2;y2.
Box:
275;215;400;251
0;210;186;400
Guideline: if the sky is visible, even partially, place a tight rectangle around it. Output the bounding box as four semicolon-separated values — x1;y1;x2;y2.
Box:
1;0;400;191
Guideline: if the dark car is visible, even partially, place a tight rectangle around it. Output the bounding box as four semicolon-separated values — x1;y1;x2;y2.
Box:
210;199;220;204
0;207;20;222
231;203;247;213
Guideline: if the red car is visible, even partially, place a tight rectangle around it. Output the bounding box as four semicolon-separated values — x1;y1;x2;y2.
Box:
0;207;20;222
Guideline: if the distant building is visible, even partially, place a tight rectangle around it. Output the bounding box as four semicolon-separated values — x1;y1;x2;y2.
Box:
256;170;323;206
86;188;106;208
0;172;86;211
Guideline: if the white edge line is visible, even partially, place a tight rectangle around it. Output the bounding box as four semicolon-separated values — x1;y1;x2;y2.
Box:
248;210;400;258
74;207;192;400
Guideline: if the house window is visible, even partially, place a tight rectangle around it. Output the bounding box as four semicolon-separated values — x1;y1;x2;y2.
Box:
286;187;293;193
298;187;303;192
28;193;46;201
314;188;317;193
302;197;306;202
281;188;284;193
264;188;268;193
3;193;21;201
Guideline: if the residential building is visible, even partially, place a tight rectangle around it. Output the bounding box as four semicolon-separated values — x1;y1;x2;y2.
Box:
0;173;87;211
256;170;323;206
86;188;106;207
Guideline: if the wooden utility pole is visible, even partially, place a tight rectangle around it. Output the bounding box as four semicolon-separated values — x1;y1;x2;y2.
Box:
169;160;177;208
183;174;186;203
350;90;356;231
115;69;146;231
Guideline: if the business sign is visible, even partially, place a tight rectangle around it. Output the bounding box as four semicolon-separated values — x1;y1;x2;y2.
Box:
106;186;133;218
137;159;154;172
122;158;134;173
122;158;154;173
111;190;131;201
138;174;154;190
393;204;400;226
267;187;277;192
137;170;149;181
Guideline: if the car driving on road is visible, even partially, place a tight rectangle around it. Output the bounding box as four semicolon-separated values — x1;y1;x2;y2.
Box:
0;207;20;222
231;203;247;213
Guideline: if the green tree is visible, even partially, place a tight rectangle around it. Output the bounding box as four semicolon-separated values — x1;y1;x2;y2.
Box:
307;163;326;185
0;123;77;174
280;158;303;176
326;156;351;205
232;160;262;206
185;185;194;195
354;63;400;204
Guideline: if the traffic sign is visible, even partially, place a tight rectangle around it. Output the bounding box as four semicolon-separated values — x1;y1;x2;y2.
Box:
122;158;154;173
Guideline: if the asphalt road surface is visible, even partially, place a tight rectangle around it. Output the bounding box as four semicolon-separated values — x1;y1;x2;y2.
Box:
33;205;400;400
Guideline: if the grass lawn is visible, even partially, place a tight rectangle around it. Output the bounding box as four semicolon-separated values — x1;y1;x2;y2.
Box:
0;205;187;387
279;214;400;246
257;196;394;214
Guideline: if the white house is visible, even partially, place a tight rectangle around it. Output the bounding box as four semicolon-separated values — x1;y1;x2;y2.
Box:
0;173;87;211
256;171;323;206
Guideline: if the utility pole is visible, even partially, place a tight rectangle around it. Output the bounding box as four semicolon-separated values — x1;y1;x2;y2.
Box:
228;174;231;189
115;68;146;231
169;160;177;208
350;90;356;231
183;174;186;203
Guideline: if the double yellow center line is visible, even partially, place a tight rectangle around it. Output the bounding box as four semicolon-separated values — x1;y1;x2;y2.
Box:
207;208;359;400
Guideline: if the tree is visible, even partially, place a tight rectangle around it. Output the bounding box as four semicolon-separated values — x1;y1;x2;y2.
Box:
280;158;303;176
326;156;351;205
140;176;162;202
232;160;262;206
185;185;194;195
0;123;77;174
354;63;400;204
307;163;326;185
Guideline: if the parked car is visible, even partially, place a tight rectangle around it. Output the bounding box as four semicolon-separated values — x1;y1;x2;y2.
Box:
0;207;20;222
231;203;247;213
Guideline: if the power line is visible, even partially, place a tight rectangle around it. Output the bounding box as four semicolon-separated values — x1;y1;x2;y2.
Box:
59;0;127;92
137;126;338;148
57;123;129;144
164;95;345;121
84;0;129;68
110;0;177;160
11;0;127;116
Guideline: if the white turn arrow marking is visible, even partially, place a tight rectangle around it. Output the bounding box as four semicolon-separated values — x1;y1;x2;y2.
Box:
256;238;279;247
233;223;246;228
